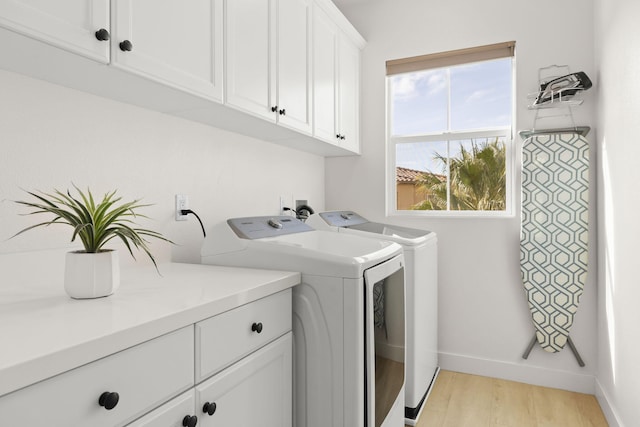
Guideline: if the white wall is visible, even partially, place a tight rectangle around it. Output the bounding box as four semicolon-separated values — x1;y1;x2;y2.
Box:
328;0;598;392
594;0;640;425
0;70;324;271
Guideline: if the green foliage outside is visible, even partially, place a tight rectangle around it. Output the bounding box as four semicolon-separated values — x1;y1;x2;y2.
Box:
412;138;506;211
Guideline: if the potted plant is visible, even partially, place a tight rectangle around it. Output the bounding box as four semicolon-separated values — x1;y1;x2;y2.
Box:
13;186;172;299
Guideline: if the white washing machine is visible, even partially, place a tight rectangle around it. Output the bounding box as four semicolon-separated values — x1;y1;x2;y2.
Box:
306;211;438;425
201;216;407;427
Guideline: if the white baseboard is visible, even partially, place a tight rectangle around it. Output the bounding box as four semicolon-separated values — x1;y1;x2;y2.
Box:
438;352;595;394
595;379;623;427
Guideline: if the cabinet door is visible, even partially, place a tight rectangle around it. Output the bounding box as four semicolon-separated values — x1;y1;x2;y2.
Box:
225;0;276;121
276;0;312;134
196;333;292;427
0;0;109;62
111;0;223;103
338;35;360;153
312;3;338;144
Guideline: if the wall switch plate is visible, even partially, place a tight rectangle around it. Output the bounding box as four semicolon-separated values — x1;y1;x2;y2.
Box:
175;194;189;221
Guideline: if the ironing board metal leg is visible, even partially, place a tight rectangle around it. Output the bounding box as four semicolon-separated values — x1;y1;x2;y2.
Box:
567;336;586;367
522;334;537;359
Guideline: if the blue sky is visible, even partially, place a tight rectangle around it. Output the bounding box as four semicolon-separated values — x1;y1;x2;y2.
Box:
391;58;512;172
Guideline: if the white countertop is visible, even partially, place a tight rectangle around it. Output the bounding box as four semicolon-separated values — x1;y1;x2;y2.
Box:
0;262;300;398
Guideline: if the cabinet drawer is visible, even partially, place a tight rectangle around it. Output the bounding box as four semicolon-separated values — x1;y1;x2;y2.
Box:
127;389;196;427
0;326;194;427
195;289;291;382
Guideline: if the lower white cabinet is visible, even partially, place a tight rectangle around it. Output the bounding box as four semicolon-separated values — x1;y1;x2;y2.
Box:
0;326;194;427
196;333;292;427
126;333;292;427
0;290;293;427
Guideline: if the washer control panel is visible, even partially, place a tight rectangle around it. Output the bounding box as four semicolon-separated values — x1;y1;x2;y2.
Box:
319;211;369;228
228;216;312;239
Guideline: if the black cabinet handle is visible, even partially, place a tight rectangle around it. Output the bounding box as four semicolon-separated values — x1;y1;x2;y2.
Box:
251;322;263;334
203;401;217;416
340;135;346;140
98;392;119;410
279;109;286;116
336;134;341;139
95;28;110;41
182;415;198;427
271;106;278;112
119;40;133;52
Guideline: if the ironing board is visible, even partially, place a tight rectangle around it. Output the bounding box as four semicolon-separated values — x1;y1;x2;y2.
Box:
520;132;589;355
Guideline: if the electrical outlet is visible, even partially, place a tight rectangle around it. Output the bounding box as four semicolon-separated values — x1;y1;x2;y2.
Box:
175;194;189;221
280;195;295;216
295;199;308;210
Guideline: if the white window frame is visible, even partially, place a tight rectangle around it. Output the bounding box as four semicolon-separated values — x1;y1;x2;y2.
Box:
386;53;516;218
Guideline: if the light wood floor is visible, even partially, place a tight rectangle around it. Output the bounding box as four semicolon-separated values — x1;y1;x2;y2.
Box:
411;370;608;427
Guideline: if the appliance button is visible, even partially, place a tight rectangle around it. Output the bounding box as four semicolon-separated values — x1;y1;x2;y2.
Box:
268;218;283;229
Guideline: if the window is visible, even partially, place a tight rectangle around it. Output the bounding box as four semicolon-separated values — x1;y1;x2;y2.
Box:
386;42;515;216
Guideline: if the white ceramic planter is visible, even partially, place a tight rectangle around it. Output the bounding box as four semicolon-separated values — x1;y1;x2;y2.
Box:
64;250;120;299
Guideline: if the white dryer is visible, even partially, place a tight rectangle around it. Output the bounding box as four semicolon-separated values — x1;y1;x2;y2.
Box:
201;216;407;427
306;211;438;425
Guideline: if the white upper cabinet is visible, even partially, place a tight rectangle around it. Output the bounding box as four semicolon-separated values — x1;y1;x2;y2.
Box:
276;0;312;134
111;0;223;103
225;0;274;120
312;4;338;144
312;2;361;153
0;0;363;156
337;35;360;152
225;0;312;134
0;0;110;62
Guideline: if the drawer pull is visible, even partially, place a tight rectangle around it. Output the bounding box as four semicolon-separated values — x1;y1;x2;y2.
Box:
251;322;263;334
182;415;198;427
203;401;217;416
98;391;119;410
94;28;110;41
119;40;133;52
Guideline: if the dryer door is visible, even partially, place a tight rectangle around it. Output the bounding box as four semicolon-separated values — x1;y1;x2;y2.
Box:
364;255;405;427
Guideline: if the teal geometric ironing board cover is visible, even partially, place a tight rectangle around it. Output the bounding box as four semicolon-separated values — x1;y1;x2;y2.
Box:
520;133;589;353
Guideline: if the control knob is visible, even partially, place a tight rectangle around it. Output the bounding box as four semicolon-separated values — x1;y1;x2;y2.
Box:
268;218;283;229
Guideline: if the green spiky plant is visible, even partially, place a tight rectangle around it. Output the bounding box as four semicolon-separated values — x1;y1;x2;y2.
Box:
13;186;172;270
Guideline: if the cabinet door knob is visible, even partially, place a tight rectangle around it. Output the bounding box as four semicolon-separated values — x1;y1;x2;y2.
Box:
203;401;217;416
271;106;278;112
98;391;119;410
336;134;341;139
251;322;263;334
182;415;198;427
119;40;133;52
279;109;286;116
340;135;346;140
95;28;110;41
